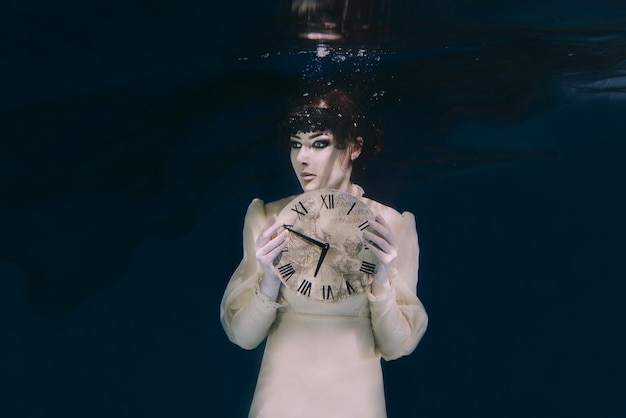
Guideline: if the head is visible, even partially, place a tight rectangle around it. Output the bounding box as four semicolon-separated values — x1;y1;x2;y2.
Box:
283;89;381;193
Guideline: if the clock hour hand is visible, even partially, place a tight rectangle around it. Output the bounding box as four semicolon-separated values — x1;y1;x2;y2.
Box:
314;243;329;277
283;226;328;249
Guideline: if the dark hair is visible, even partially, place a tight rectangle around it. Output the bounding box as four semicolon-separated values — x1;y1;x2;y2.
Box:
282;89;382;178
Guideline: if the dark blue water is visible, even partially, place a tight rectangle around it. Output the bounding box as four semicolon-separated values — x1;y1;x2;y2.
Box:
2;1;626;417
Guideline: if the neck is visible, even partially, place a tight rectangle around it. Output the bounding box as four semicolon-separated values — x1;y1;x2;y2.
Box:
335;179;353;194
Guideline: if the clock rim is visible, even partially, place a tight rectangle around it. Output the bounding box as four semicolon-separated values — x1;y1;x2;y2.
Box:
273;188;378;303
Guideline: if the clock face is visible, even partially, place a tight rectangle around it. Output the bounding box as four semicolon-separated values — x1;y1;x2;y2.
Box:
274;189;379;303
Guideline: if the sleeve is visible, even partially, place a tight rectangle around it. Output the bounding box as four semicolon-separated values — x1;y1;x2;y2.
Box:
367;211;428;361
219;198;285;350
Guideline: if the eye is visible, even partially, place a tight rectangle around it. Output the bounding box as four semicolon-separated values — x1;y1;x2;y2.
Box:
313;140;330;148
290;140;302;149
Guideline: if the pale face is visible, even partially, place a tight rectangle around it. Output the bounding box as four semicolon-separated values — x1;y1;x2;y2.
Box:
290;131;352;193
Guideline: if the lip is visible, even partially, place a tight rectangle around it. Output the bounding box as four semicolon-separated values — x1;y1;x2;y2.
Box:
300;172;316;181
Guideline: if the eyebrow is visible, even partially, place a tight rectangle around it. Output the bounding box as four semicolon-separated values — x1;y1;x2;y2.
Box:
290;132;328;140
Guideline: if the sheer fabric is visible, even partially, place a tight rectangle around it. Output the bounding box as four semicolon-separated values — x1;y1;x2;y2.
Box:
220;188;428;418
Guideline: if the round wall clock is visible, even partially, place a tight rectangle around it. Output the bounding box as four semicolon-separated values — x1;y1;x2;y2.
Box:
273;188;379;302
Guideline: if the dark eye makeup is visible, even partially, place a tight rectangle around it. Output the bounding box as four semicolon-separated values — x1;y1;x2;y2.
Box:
290;139;331;149
313;140;330;148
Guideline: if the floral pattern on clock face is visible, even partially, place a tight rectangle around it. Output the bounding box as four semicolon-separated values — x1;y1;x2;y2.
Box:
274;189;379;303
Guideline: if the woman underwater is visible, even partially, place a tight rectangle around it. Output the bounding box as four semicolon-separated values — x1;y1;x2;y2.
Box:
220;89;428;417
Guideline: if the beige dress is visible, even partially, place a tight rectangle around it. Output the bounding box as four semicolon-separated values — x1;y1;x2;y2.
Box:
220;186;428;418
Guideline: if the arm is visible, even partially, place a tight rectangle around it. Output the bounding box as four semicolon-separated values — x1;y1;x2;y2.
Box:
365;209;428;360
219;199;286;350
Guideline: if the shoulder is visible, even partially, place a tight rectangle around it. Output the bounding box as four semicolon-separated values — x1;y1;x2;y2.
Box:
241;195;299;236
250;194;300;219
361;196;418;240
361;196;412;224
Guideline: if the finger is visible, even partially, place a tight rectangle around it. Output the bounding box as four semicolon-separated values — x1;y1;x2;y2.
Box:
375;214;390;228
368;216;396;247
364;216;385;237
257;215;282;247
364;237;392;266
259;229;289;257
363;229;393;253
256;234;288;268
365;241;385;261
266;238;289;263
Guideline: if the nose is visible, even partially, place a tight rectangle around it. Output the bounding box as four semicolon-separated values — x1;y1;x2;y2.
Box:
295;146;310;165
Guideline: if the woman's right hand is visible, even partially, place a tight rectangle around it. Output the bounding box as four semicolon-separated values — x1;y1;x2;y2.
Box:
254;214;289;301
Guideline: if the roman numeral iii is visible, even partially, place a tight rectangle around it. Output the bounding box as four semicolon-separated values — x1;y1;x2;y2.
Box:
359;261;377;275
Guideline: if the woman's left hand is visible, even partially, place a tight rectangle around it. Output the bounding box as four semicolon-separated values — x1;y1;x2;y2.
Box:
362;215;398;291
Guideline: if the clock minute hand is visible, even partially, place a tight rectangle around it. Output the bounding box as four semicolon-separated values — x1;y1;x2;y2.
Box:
283;226;328;249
